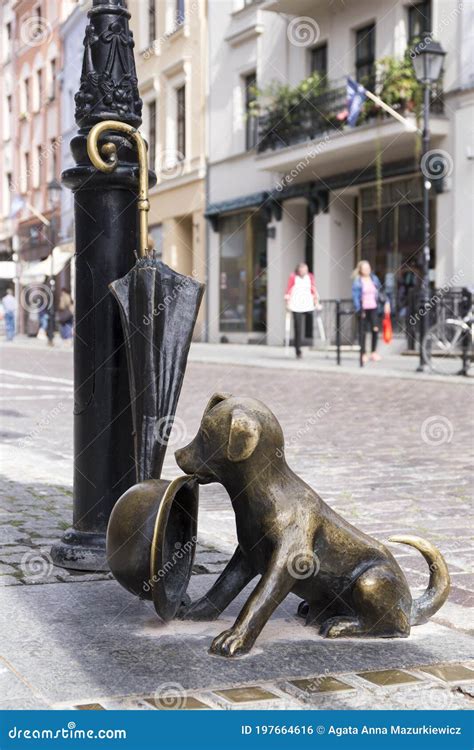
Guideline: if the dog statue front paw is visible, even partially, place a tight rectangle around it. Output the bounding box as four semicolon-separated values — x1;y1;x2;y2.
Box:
209;627;253;657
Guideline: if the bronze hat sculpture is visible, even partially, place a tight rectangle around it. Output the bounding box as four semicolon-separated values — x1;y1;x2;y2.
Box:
106;476;198;621
176;393;450;657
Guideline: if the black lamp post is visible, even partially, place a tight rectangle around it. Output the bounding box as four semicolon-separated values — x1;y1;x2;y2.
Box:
46;178;62;346
50;0;155;571
411;38;446;371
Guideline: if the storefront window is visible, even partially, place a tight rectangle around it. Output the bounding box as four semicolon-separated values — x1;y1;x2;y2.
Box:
219;212;267;334
360;176;435;321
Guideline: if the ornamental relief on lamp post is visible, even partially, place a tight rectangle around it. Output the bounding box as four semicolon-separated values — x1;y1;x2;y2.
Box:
75;20;142;127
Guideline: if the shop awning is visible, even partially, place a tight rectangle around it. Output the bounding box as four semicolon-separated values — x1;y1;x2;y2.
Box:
20;243;74;284
32;243;74;277
0;261;16;280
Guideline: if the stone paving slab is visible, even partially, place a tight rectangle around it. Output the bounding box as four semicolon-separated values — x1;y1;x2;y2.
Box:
0;576;472;709
0;344;473;710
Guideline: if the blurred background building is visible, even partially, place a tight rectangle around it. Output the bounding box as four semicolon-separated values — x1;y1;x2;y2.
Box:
0;0;76;334
0;0;472;343
129;0;208;340
206;0;473;344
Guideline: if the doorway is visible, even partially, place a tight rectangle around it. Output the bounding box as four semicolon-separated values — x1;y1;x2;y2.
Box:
359;176;436;323
219;211;267;337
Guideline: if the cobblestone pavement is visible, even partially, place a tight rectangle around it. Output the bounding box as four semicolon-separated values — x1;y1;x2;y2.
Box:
0;341;472;709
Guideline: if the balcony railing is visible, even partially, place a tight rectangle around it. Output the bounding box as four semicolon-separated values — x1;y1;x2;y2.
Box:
257;75;444;153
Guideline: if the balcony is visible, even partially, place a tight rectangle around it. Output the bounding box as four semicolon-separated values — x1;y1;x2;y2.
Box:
257;72;444;154
254;61;447;182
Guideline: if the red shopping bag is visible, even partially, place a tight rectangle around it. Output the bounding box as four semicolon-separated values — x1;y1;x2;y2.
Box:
383;311;393;344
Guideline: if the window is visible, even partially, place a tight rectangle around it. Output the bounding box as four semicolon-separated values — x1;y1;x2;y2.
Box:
32;6;43;44
219;212;267;334
4;95;12;140
408;1;431;41
176;0;185;26
149;224;163;258
176;85;186;159
4;22;12;60
310;43;327;79
148;100;156;170
22;152;30;193
244;72;257;150
51;138;58;181
149;0;156;45
4;172;13;215
34;145;42;188
35;68;42;111
21;78;30;113
355;23;375;88
49;59;56;99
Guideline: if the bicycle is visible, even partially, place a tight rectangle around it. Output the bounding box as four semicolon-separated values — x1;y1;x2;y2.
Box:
422;298;473;376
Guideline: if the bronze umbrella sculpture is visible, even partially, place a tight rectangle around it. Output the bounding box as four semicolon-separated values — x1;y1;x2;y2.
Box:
87;122;204;619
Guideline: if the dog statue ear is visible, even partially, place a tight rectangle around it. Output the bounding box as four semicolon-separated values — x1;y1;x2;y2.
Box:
227;409;260;462
204;392;232;415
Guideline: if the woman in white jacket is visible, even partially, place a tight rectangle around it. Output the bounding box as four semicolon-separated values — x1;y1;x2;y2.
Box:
285;263;319;358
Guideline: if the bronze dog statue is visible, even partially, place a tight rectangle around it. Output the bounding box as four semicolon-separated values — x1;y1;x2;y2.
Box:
175;393;450;657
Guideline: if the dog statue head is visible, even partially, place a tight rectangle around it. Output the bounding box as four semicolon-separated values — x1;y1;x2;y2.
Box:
175;393;285;485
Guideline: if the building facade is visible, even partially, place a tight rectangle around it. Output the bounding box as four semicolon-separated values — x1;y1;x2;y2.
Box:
0;0;75;330
207;0;473;345
59;0;88;247
0;0;17;287
129;0;208;339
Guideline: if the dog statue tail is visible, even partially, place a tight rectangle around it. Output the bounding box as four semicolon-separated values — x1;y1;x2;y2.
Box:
389;535;450;625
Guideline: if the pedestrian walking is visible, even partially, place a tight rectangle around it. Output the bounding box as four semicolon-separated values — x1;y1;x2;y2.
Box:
58;288;74;343
2;288;17;342
352;260;390;363
285;263;319;358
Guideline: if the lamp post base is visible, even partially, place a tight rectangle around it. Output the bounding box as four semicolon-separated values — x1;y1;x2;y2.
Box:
50;528;108;572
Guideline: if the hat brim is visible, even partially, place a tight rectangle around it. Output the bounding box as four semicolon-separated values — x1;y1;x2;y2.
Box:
150;475;199;621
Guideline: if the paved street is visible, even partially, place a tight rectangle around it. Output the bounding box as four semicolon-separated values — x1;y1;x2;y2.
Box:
0;339;473;710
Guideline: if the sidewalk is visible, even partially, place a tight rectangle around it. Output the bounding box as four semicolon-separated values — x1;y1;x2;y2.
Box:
4;335;472;384
0;339;473;710
188;340;472;384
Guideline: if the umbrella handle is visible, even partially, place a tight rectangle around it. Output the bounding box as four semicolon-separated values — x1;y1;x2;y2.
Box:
87;120;150;259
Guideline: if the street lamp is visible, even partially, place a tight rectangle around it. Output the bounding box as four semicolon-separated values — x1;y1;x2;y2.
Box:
411;38;446;371
46;177;62;345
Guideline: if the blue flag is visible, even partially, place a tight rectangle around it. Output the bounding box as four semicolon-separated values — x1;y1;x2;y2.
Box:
346;76;366;126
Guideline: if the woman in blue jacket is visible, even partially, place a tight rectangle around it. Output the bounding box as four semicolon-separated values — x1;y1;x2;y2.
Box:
352;260;389;362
